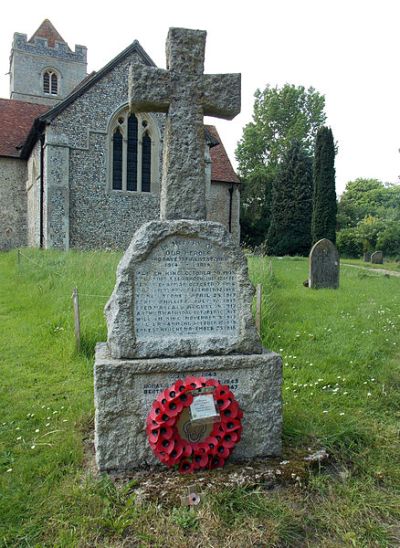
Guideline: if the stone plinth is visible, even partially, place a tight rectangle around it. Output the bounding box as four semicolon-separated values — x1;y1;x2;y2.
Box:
94;343;282;473
105;220;262;359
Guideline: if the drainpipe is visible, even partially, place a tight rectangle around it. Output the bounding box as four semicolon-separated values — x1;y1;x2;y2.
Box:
39;134;45;248
228;184;234;233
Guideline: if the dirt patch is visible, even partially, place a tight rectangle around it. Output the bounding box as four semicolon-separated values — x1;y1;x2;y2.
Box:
82;425;329;507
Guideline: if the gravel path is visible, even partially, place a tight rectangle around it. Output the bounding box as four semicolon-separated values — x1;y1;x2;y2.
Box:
341;263;400;277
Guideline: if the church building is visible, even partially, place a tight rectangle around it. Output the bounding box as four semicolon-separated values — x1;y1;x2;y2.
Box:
0;20;240;251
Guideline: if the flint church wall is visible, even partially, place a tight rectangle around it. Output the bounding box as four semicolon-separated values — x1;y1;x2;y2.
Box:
0;158;27;249
46;50;161;250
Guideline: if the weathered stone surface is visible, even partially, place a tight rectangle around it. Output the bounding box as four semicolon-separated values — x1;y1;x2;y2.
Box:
371;250;383;264
363;252;371;262
94;343;282;472
0;158;27;250
95;27;282;475
129;27;241;221
106;220;262;359
309;238;339;289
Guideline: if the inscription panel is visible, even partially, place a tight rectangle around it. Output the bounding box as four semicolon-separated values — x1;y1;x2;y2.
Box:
134;236;239;340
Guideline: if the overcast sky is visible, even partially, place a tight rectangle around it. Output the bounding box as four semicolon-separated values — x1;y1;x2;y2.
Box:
1;0;399;194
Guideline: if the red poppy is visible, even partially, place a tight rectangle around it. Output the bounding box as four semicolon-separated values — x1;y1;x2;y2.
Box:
155;436;175;455
182;442;193;458
192;452;209;469
221;419;242;433
205;378;220;388
221;401;240;421
165;399;184;417
179;459;194;474
215;445;230;459
222;432;238;449
208;455;225;469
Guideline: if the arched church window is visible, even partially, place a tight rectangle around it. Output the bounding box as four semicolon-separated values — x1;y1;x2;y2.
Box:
109;108;159;193
141;131;152;193
112;128;123;190
43;70;58;95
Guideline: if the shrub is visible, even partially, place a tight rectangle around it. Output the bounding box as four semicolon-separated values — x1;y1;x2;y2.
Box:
336;228;363;257
376;222;400;257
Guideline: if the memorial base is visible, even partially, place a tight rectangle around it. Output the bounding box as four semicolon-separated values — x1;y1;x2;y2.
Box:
94;343;282;473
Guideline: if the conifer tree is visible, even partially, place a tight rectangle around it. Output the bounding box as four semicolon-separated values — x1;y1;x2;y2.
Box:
236;84;326;247
266;141;313;255
311;127;337;243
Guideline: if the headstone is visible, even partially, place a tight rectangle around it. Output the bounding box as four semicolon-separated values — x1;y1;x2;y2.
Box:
371;251;383;264
94;28;282;473
309;238;339;289
363;252;371;262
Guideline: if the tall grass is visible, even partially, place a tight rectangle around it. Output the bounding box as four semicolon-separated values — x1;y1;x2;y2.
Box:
0;249;399;546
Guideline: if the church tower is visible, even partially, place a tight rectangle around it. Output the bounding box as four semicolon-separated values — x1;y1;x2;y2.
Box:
9;19;87;106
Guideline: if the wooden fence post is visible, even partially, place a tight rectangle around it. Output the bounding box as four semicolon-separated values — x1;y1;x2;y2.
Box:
72;287;81;352
255;283;262;334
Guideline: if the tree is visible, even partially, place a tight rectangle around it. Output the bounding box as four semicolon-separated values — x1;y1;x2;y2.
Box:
377;222;400;257
337;178;400;229
311;127;337;243
236;84;326;246
266;141;313;255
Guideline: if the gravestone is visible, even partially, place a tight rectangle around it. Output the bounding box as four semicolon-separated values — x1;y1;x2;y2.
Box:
309;238;339;289
94;28;282;473
371;250;383;264
363;252;371;262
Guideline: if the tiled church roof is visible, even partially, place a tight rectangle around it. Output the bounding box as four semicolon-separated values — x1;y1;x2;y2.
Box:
28;19;67;48
0;99;49;158
207;125;240;184
0;100;239;184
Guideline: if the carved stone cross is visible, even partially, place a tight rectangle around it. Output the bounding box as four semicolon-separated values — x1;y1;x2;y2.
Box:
129;27;241;221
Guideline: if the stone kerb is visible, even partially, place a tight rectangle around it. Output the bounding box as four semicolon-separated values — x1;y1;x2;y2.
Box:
105;219;262;359
309;238;340;289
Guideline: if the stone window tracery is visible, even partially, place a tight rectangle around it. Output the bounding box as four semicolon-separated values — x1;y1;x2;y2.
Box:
109;108;159;193
43;69;58;95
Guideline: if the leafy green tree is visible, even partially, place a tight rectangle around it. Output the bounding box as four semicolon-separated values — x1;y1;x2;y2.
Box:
356;216;386;251
236;84;326;246
377;222;400;257
311;126;337;244
336;228;363;258
336;216;400;258
337;178;400;228
266;141;313;255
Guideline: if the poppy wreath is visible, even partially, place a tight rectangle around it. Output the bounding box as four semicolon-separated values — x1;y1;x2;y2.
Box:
146;376;243;474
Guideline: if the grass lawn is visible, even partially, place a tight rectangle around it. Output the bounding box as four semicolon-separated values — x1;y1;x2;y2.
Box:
1;249;399;547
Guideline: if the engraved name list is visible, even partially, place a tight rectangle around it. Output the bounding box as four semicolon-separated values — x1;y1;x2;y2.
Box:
134;236;239;339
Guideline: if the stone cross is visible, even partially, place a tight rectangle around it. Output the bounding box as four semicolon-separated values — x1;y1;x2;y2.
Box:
129;27;241;221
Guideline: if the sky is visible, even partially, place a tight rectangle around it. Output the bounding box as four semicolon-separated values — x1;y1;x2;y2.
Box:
1;0;399;195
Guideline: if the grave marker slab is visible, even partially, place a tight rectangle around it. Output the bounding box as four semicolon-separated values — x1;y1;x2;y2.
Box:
363;252;371;262
309;238;339;289
371;251;383;264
